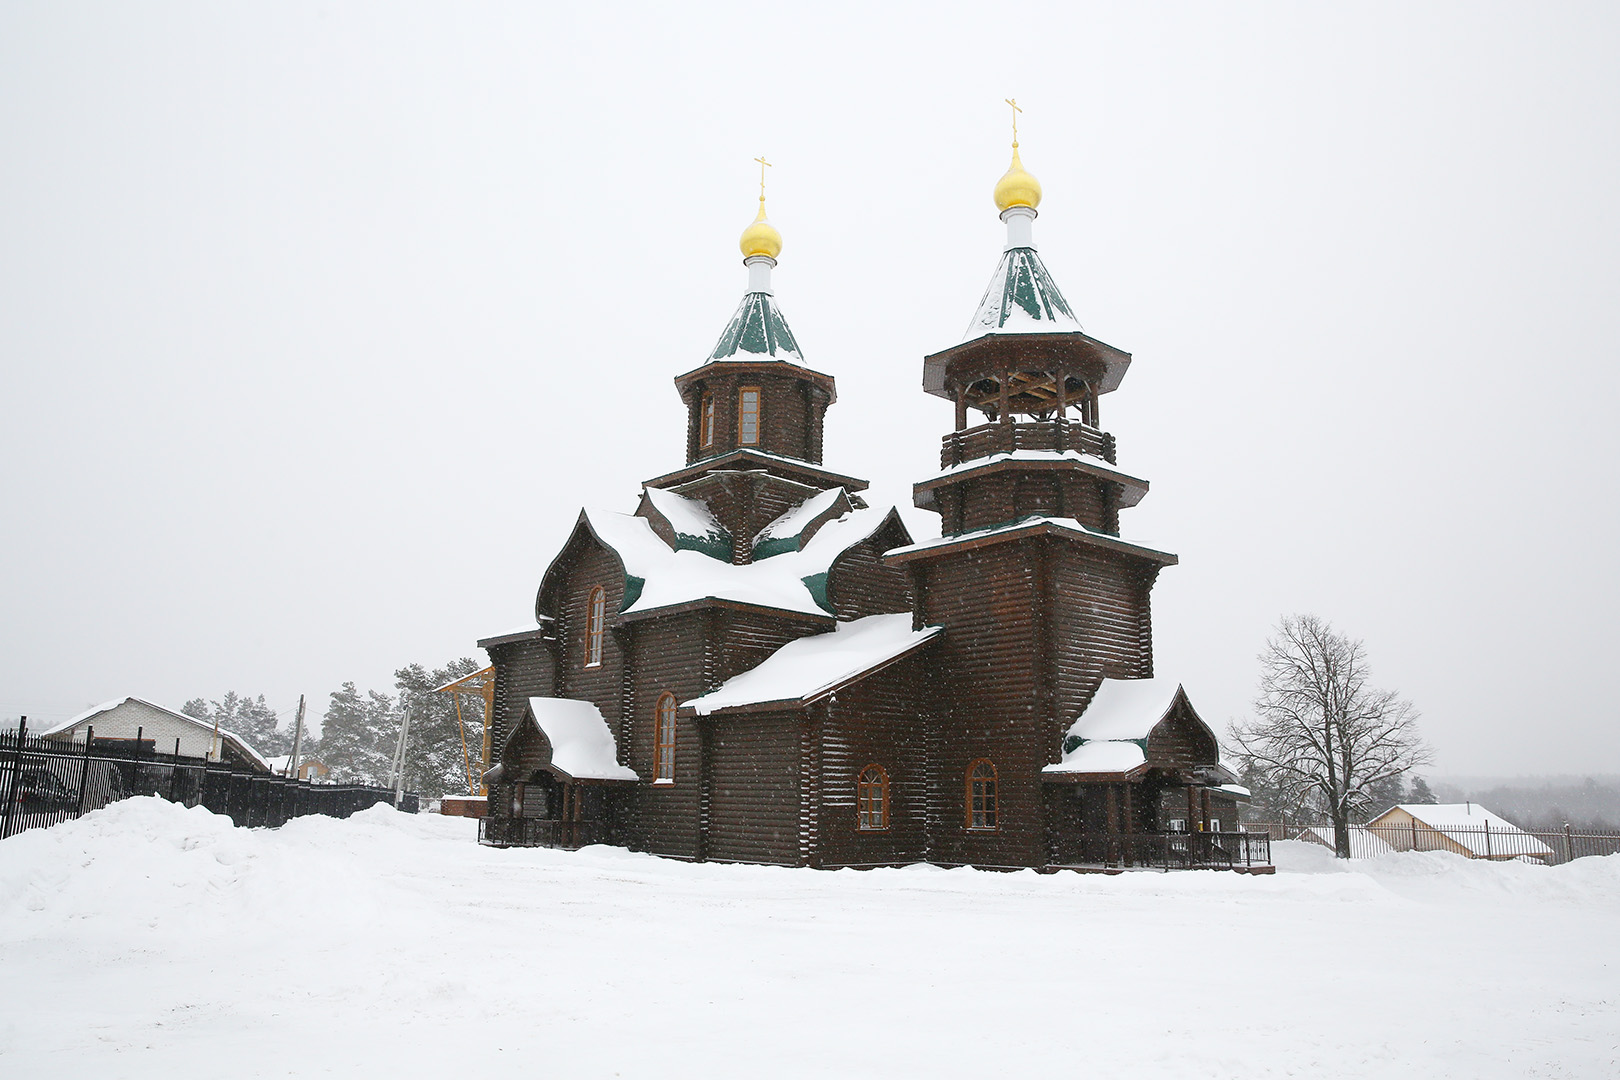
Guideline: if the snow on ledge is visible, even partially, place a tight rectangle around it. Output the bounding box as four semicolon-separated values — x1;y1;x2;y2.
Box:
1042;740;1146;776
685;614;942;715
526;698;638;782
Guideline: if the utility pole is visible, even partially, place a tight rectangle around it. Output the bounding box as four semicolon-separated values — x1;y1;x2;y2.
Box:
286;695;306;780
390;702;413;808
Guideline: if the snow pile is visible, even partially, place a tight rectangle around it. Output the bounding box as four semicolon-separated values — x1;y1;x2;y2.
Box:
3;800;1616;1079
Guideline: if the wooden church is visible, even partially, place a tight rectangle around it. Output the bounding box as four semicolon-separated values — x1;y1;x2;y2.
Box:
475;132;1260;871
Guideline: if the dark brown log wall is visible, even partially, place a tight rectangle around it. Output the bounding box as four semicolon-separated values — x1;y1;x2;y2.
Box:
706;714;803;865
826;537;914;621
936;470;1111;535
684;369;828;466
910;544;1049;868
487;640;555;775
1049;546;1156;727
622;613;709;859
815;654;932;867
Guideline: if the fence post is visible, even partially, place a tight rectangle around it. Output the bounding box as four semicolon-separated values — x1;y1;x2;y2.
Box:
75;725;95;818
1564;822;1574;865
1411;818;1418;851
2;717;26;840
1484;818;1492;860
168;738;182;803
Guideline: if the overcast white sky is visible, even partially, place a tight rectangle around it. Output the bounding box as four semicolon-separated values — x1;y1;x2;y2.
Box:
2;3;1617;776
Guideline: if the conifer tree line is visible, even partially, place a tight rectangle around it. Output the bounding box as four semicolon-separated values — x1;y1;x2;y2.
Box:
183;657;484;799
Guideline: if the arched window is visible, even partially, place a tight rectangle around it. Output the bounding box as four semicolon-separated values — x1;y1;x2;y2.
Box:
700;393;715;449
856;764;889;831
584;586;606;668
965;759;997;830
738;386;761;446
654;692;677;781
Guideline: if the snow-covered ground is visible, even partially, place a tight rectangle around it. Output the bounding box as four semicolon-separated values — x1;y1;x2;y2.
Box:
2;800;1615;1078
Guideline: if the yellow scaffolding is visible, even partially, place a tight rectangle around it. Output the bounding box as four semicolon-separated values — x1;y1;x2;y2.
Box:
434;666;496;796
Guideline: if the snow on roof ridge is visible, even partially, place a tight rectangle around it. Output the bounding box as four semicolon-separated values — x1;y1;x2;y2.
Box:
38;697;131;737
581;504;897;618
525;698;638;781
1068;677;1184;742
753;487;845;549
684;613;942;715
887;515;1175;562
644;486;729;544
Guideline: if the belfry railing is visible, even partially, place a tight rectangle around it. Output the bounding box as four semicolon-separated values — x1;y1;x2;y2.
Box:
940;420;1116;470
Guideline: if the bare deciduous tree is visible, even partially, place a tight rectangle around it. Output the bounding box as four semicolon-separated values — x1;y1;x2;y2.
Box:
1230;615;1431;857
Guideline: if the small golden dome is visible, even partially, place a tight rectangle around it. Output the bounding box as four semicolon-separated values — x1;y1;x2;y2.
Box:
739;200;783;260
993;144;1042;213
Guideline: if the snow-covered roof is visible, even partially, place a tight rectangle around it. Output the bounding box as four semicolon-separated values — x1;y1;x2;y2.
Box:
524;698;638;782
964;246;1082;341
1070;678;1184;742
1042;740;1146;777
708;290;803;364
920;449;1148;509
579;502;900;619
752;486;845;557
643;486;731;557
685;613;942;716
38;697;272;773
1373;804;1554;857
1043;679;1215;780
886;515;1176;566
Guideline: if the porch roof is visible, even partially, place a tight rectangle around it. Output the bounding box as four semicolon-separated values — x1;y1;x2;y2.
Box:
523;698;638;782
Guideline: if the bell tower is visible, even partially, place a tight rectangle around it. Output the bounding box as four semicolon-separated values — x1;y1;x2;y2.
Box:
885;110;1178;868
913;117;1149;537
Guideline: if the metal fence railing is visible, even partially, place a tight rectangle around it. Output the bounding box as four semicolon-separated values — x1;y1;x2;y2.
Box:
1;719;416;840
1245;820;1620;864
1051;830;1272;871
478;816;608;849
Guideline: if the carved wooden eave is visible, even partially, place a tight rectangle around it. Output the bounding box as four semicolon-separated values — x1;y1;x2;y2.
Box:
922;330;1133;405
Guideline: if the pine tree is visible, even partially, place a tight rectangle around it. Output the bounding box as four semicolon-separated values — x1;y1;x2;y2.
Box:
394;658;483;799
1408;776;1437;804
180;692;290;757
319;682;398;786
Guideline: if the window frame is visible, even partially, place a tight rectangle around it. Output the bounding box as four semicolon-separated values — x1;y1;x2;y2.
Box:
738;386;761;446
700;393;715;449
653;692;677;782
965;758;998;831
856;763;890;832
584;585;606;669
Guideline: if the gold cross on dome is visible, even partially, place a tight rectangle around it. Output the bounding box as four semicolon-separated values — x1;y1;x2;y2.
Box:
754;155;773;202
1005;98;1022;146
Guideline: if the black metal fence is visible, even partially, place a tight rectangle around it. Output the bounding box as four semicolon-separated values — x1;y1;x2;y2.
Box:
1246;820;1620;864
478;816;608;849
1;718;416;840
1056;830;1273;871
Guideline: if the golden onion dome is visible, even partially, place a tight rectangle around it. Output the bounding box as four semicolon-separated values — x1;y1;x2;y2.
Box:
739;200;783;260
993;144;1042;213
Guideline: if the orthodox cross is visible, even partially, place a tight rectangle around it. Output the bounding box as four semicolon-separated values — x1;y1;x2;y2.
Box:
754;155;772;203
1005;98;1022;147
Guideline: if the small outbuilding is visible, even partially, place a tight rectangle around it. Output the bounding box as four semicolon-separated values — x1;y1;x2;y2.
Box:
1366;803;1553;862
40;697;272;774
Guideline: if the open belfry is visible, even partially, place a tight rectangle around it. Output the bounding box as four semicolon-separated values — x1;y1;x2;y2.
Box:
477;111;1259;870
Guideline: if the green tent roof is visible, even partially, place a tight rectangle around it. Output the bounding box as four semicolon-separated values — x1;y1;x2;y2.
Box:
709;291;804;363
964;246;1083;341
